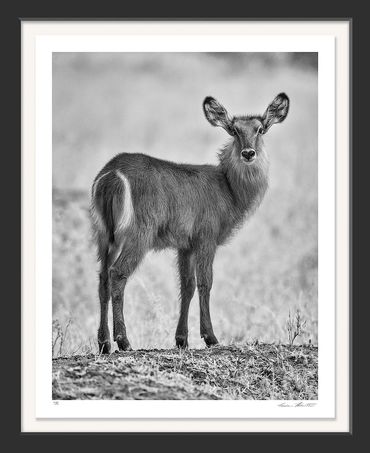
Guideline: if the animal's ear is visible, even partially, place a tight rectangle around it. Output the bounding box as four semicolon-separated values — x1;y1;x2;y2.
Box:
203;96;233;135
261;93;289;132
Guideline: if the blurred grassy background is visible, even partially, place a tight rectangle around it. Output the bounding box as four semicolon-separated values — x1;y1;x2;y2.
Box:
52;52;318;356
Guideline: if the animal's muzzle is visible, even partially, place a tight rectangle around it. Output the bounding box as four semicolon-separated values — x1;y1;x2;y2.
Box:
241;149;256;162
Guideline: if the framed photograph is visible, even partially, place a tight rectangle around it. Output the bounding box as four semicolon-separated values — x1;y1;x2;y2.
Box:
21;19;351;433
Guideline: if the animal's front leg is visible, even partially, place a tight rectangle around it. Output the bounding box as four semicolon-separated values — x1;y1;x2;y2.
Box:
195;244;219;347
175;249;196;348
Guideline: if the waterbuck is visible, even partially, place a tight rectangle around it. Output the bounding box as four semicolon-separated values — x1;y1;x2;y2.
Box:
91;93;289;353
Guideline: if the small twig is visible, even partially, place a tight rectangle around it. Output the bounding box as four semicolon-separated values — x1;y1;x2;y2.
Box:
52;320;62;358
286;309;307;345
58;318;72;357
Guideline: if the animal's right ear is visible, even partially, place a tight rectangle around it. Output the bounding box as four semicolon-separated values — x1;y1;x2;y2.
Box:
203;97;233;135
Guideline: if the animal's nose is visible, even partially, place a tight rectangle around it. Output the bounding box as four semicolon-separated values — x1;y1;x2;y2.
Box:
241;149;256;160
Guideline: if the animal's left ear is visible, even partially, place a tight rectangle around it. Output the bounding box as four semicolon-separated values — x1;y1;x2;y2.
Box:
261;93;289;132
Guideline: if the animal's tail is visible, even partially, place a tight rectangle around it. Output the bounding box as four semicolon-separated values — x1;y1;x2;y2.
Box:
90;170;134;266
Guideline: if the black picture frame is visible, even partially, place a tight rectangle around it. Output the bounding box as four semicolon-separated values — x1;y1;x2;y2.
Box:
9;1;363;446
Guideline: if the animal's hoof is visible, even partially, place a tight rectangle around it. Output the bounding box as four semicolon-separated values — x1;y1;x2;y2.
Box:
176;335;189;349
202;333;219;348
116;335;132;351
98;341;111;354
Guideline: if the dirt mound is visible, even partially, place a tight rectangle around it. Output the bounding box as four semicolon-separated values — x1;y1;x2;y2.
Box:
52;344;317;400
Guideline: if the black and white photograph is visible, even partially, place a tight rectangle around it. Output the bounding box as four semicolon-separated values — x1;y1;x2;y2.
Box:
20;19;352;433
51;51;318;401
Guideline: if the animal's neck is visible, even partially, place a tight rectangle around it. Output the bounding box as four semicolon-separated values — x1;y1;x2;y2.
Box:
218;140;269;217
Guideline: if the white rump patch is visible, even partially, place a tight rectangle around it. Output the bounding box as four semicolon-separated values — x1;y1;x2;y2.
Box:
92;171;111;199
115;170;134;233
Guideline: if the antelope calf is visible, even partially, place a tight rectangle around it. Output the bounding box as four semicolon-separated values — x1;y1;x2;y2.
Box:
91;93;289;352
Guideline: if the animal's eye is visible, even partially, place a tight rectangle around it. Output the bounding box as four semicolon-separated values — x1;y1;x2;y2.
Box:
257;126;264;135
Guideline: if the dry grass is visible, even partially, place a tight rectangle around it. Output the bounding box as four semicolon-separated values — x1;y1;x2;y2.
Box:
53;344;317;400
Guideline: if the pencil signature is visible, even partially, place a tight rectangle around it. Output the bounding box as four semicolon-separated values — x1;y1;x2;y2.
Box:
278;402;317;408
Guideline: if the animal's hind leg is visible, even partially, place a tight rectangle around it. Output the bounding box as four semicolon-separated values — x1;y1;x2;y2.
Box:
97;248;111;354
175;249;196;349
109;239;146;351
